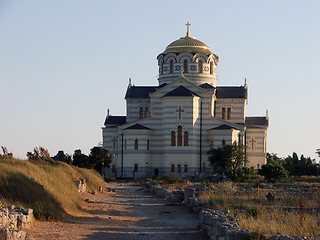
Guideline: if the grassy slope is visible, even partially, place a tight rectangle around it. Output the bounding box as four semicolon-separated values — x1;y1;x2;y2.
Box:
0;157;105;220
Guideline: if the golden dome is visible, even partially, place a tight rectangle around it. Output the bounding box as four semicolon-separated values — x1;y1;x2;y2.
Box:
160;35;213;55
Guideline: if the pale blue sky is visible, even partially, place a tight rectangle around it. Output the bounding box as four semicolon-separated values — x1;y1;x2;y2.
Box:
0;0;319;160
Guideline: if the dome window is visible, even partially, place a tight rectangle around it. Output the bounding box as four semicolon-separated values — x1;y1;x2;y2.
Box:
170;60;174;73
183;60;188;73
198;60;203;73
210;61;213;75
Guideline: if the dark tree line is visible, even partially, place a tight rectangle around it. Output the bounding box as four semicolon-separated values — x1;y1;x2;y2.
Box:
265;152;318;177
26;146;112;174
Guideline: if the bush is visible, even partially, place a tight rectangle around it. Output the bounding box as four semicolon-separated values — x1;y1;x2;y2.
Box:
258;161;288;182
162;174;179;184
246;207;261;218
216;181;237;191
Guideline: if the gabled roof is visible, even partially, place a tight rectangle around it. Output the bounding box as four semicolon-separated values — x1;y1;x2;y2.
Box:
246;117;269;127
216;86;247;99
123;124;152;130
104;116;126;126
163;85;200;97
208;124;240;131
199;83;215;89
125;84;167;99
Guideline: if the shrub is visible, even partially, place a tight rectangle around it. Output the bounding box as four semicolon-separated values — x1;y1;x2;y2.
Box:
258;161;288;182
246;207;261;218
162;174;179;184
216;181;237;191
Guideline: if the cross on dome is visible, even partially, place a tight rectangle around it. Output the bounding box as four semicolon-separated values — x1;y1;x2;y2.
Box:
185;22;191;37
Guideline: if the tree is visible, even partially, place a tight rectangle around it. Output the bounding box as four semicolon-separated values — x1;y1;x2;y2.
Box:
316;149;320;158
52;150;67;163
72;150;90;168
208;141;246;179
89;147;112;173
0;146;13;158
266;152;282;163
26;147;51;161
283;152;317;176
258;160;288;182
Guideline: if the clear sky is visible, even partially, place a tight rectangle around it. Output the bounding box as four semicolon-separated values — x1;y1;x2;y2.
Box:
0;0;319;160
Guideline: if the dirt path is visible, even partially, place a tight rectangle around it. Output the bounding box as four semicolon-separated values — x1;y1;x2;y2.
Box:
26;183;208;240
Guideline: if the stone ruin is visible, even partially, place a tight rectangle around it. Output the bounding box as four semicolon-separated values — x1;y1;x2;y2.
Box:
145;181;312;240
74;178;86;193
0;205;33;240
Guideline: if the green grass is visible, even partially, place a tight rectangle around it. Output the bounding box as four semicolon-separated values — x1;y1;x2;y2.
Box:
0;157;105;220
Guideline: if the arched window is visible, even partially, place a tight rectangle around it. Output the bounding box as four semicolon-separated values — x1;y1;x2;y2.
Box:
210;61;213;75
171;164;175;172
227;107;231;120
171;131;176;146
184;131;189;146
183;59;188;73
177;126;183;146
147;139;150;150
198;60;203;73
139;107;144;119
145;107;149;118
222;107;226;119
134;139;139;150
161;63;164;74
124;140;127;150
222;139;226;148
178;164;181;172
134;164;138;172
170;60;174;73
184;164;188;172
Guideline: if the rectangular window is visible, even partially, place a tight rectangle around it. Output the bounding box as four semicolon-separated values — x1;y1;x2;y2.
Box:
134;139;138;150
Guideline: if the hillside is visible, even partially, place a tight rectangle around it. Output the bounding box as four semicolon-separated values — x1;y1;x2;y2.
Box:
0;157;105;220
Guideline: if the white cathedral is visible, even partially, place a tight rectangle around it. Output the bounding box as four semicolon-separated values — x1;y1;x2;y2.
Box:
102;24;269;178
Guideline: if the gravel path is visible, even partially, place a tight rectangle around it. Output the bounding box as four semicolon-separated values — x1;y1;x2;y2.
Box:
26;183;208;240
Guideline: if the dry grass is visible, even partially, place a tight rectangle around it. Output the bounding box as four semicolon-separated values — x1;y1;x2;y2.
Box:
199;182;320;238
0;157;105;220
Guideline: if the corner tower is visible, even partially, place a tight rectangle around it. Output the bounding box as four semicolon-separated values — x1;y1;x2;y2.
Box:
157;22;219;87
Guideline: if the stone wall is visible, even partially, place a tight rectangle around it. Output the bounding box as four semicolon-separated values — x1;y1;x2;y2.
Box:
145;182;311;240
0;206;33;240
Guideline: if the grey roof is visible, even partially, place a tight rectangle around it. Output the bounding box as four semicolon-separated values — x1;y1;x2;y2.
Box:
209;124;239;131
199;83;215;89
163;86;200;97
246;117;269;127
216;86;247;99
124;124;152;130
104;116;126;126
125;84;167;99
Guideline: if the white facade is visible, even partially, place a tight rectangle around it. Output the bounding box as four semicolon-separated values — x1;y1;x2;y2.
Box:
102;30;268;178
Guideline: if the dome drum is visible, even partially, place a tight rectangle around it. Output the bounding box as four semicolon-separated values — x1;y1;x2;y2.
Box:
157;34;219;87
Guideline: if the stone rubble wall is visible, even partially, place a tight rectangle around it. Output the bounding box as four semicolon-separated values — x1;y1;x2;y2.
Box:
74;178;86;193
0;206;33;240
145;181;310;240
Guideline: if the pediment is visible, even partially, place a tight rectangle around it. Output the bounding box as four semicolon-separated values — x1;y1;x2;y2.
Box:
149;75;212;99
